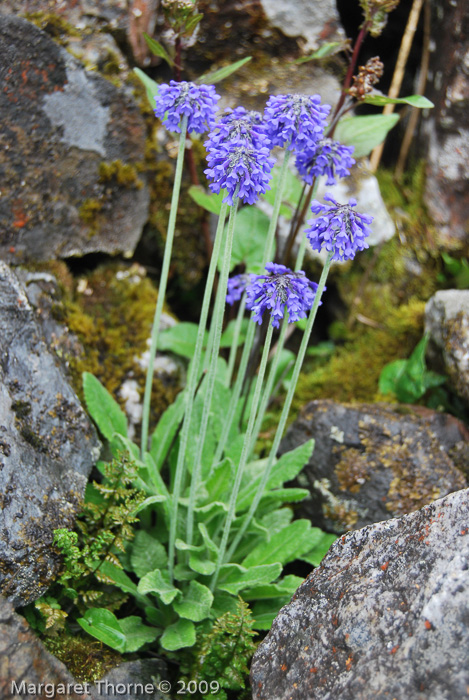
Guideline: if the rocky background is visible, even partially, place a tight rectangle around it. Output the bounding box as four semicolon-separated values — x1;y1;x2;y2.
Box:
0;0;468;698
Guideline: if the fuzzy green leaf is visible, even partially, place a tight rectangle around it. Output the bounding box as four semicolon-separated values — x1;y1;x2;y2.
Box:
77;609;126;652
219;319;249;348
242;520;316;568
229;206;271;272
300;530;338;567
258;487;310;506
363;93;434;108
82;372;127;441
160;618;196;651
158;322;208;359
150;391;186;472
131;495;166;515
173;581;214;622
197;57;252;85
243;574;304;600
130;531;168;578
133;68;160;110
204;458;235;503
261;165;303;219
188;185;225;215
334;114;400;158
98;561;150;606
120;615;160;652
138;569;180;605
218;563;282;594
294;42;343;63
251;600;287;630
143;33;174;66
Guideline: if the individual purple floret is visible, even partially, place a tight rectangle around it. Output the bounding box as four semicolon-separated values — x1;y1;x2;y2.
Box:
154;80;220;134
305;194;373;262
204;141;275;205
226;273;255;305
263;94;330;152
205;107;270;151
295;138;356;186
246;262;320;328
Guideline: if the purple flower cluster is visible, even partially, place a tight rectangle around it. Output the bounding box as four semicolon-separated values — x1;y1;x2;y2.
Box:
226;273;255;305
205;106;269;151
246;263;320;328
305;194;373;262
205;142;275;205
264;94;330;152
154;81;220;134
295;139;355;186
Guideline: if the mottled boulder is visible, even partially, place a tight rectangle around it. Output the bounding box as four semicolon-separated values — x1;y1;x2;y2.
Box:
260;0;344;51
0;595;94;699
422;0;469;248
0;262;100;607
280;400;467;534
0;15;149;262
251;488;469;700
425;290;469;405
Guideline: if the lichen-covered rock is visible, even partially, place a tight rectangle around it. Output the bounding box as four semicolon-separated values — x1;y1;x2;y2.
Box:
251;488;469;700
0;262;100;607
260;0;344;51
425;290;469;405
0;15;149;262
422;0;469;248
280;400;467;533
91;660;170;700
0;595;95;700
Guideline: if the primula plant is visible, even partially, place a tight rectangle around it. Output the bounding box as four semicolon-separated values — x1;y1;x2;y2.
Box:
44;0;434;691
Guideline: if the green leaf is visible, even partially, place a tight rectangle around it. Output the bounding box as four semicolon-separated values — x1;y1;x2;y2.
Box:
259;488;309;506
261;165;303;219
251;600;286;630
229;206;271;271
188;185;226;215
138;569;181;605
130;531;168;578
150;391;186;471
219;319;250;348
242;520;316;568
379;359;407;394
218;563;282;594
133;68;160;110
77;609;126;652
98;561;151;606
294;42;343;63
204;458;235;503
243;574;304;600
301;530;338;567
158;322;208;359
173;580;214;622
334;114;400;158
363;93;434;109
188;554;216;576
160;618;196;651
120;616;160;652
197;56;252;85
131;495;166;515
82;372;127;441
143;33;174;66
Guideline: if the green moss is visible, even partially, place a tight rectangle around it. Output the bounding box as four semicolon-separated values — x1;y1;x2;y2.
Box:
78;198;103;238
44;633;121;683
23;12;81;42
98;160;144;189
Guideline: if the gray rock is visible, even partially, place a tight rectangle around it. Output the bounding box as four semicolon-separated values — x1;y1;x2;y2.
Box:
260;0;345;51
0;595;94;699
421;0;469;248
251;487;469;700
0;15;149;262
0;262;100;607
279;400;467;534
425;290;469;405
92;660;171;700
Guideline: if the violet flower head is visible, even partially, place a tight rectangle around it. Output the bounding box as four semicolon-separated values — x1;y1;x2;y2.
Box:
296;138;356;186
154;81;220;134
246;262;320;328
226;273;255;305
263;93;330;152
204;140;275;205
205;106;270;151
305;194;373;262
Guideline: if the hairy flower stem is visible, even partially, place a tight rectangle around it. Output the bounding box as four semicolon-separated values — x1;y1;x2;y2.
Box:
212;149;292;465
226;292;247;387
186;196;239;547
226;252;333;562
141;115;188;459
248;180;320;456
167;201;229;581
211;322;275;591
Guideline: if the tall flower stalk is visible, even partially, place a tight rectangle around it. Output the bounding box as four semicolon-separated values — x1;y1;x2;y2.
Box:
141;81;220;458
